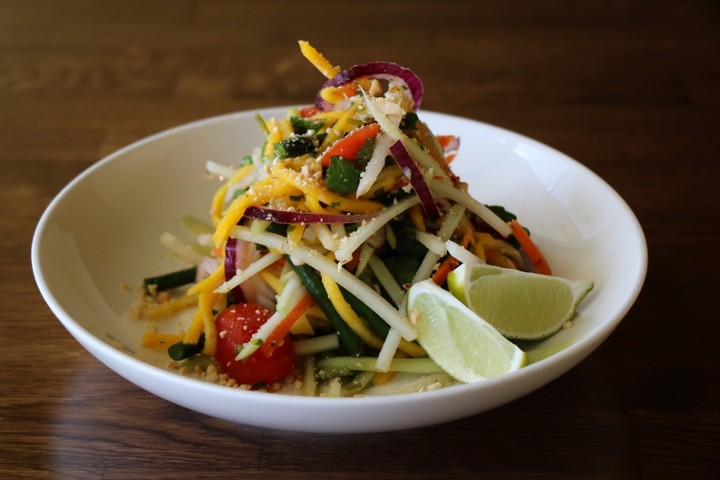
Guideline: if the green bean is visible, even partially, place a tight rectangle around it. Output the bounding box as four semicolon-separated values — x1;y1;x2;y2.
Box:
340;286;391;339
143;267;197;293
286;257;362;356
168;334;204;361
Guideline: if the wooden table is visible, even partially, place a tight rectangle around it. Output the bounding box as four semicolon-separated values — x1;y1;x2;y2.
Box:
2;1;718;478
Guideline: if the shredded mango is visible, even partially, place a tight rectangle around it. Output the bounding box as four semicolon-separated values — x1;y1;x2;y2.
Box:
314;109;350;121
210;163;256;225
228;163;257;183
271;163;383;214
302;194;337;214
408;203;426;232
397;339;427;358
320;103;359;148
320;270;384;350
183;310;204;345
212;176;302;247
298;40;340;79
472;241;487;262
198;290;218;356
187;264;224;296
289;315;315;335
210;185;230;227
258;270;283;295
287;223;306;245
263;116;294;158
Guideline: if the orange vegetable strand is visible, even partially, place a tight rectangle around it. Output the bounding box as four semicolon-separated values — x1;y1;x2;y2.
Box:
432;234;472;285
320;123;380;167
509;219;552;275
261;293;314;357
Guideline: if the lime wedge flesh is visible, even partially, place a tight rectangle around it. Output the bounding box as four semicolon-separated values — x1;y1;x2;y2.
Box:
406;280;527;383
447;264;594;341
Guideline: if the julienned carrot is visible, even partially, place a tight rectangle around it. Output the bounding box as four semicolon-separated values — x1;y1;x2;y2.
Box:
261;293;314;356
432;256;460;286
509;219;552;275
432;234;472;285
320;123;380;167
436;135;458;149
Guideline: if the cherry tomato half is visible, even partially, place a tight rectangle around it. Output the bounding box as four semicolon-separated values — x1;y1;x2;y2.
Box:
214;303;296;386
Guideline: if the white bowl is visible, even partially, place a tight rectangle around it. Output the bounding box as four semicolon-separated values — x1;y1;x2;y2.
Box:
32;107;647;433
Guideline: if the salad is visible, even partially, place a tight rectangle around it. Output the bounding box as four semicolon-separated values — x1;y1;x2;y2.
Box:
135;41;562;396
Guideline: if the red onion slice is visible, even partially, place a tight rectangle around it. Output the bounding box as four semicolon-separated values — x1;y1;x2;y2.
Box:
389;140;441;221
316;61;424;112
244;206;375;224
224;238;246;304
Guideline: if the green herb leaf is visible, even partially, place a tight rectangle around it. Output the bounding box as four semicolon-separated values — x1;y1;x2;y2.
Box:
274;133;326;159
326;156;362;195
355;137;376;165
290;116;325;134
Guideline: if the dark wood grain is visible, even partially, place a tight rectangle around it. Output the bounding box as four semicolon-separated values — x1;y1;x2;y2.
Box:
2;0;719;478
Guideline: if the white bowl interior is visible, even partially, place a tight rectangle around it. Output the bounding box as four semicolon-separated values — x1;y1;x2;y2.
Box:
32;108;647;433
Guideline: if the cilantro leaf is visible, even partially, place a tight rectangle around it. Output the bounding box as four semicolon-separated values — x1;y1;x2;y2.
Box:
290;116;325;134
326;156;362;195
355;137;376;165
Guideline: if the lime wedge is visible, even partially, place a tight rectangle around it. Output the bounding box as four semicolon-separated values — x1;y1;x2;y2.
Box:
406;280;527;383
447;264;594;341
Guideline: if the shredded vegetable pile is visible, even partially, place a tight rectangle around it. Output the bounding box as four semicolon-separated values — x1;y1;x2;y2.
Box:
135;41;553;396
